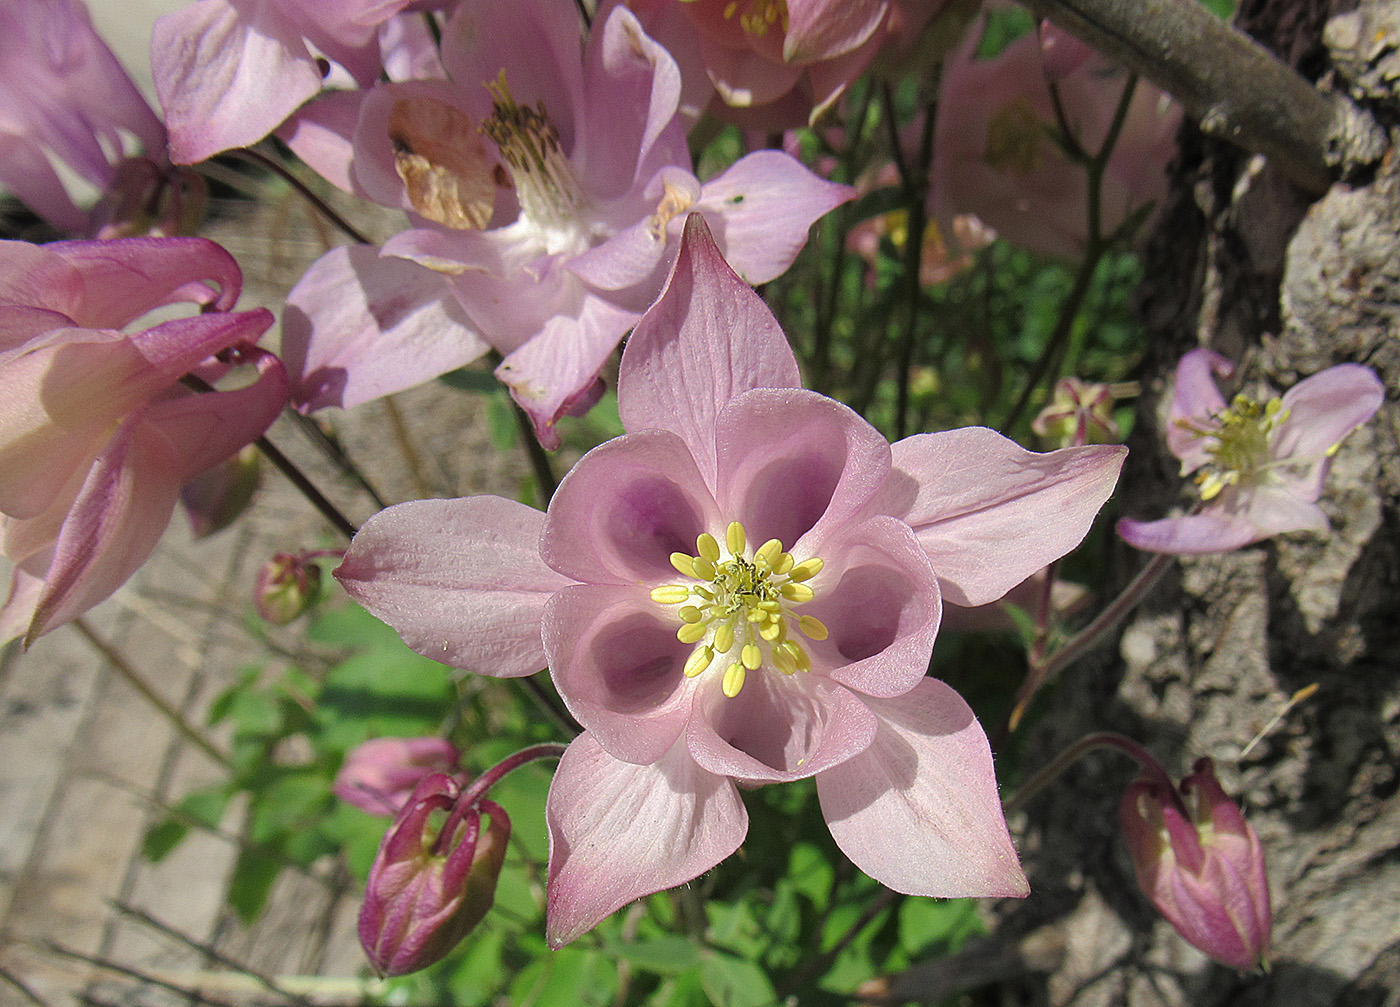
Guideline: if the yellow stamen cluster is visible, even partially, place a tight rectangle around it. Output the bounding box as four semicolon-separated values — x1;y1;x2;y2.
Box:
650;521;827;698
480;72;585;234
1177;393;1287;501
721;0;789;37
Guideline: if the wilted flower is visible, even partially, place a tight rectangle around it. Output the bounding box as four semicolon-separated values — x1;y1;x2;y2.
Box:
359;773;509;977
930;18;1180;259
335;736;465;817
281;0;851;446
1032;377;1123;449
1118;349;1384;554
1120;757;1271;970
337;215;1126;946
0;236;286;644
254;551;325;626
0;0;197;236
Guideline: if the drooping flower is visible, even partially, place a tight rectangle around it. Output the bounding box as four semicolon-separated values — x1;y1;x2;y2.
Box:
151;0;434;164
1120;757;1272;971
280;0;851;447
1118;349;1384;554
930;18;1180;259
1031;377;1124;449
0;236;286;644
0;0;197;237
334;736;465;817
337;215;1126;944
358;773;510;977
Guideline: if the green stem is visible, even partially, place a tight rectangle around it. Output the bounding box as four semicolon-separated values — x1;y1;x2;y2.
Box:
459;743;568;810
1003;731;1173;815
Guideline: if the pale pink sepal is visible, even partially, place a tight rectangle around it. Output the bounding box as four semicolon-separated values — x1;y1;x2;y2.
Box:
783;0;888;64
816;678;1029;898
1166;349;1231;469
619;215;800;485
152;0;323;164
277;90;366;196
545;733;747;948
45;236;243;324
1274;363;1385;464
888;429;1125;607
282;245;489;413
336;496;573;677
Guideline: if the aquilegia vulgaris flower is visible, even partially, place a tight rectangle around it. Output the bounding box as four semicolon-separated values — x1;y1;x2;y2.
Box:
337;215;1125;946
1118;348;1384;554
0;236;286;644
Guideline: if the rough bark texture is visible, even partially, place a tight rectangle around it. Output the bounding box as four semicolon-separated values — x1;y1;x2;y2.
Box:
997;2;1400;1005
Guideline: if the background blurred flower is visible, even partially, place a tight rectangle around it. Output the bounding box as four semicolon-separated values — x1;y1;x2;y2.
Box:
334;736;465;817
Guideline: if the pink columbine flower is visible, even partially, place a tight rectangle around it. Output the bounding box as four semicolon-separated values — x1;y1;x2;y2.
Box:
359;773;510;977
151;0;435;164
1118;349;1384;554
628;0;945;127
334;736;465;817
336;215;1126;945
1031;377;1123;449
930;19;1180;260
0;236;286;645
1120;757;1272;970
0;0;178;236
280;0;851;447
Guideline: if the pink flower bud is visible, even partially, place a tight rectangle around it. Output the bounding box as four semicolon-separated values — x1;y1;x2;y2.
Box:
334;737;464;817
1119;757;1271;970
254;552;323;625
181;446;261;540
359;775;510;977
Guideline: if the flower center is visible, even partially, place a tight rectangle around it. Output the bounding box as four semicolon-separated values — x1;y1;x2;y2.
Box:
480;72;589;255
650;521;827;698
388;98;498;231
984;97;1044;176
722;0;789;37
1177;393;1287;501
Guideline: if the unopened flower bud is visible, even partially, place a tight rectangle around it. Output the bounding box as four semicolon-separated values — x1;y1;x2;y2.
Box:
181;446;261;539
359;774;510;977
254;552;323;625
1119;757;1271;970
1032;377;1122;448
334;737;465;817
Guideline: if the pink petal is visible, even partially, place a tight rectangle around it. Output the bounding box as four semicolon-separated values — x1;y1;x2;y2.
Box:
686;671;877;783
1166;349;1232;468
575;6;686;196
47;236;244;323
619;214;800;483
797;515;940;700
888;429;1125;607
0;241;84;320
282;245;488;412
566;167;696;291
783;0;888;63
336;496;572;677
543;584;693;764
693;150;854;285
816;678;1028;898
278;89;366;195
714;388;890;553
152;0;323;164
26;412;184;642
0;133;88;234
542;428;721;584
1116;512;1261;554
1244;486;1329;537
1273;363;1384;461
545;733;747;947
494;292;641;449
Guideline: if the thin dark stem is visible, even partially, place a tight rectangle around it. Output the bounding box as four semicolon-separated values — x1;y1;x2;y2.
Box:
72;618;232;770
0;964;53;1007
109;901;316;1007
382;395;433;499
894;102;937;441
222;147;371;245
45;943;241;1007
287;412;390;510
512;401;559;504
520;674;581;736
256;433;360;539
1003;731;1174;814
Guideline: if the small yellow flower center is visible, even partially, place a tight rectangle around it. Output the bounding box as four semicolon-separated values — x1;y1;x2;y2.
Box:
721;0;789;37
650;521;827;698
1176;393;1288;501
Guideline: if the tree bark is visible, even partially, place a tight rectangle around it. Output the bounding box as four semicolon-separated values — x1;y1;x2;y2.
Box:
999;2;1400;1005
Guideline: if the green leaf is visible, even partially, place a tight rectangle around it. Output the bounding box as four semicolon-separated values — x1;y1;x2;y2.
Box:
142;786;232;862
606;936;701;976
699;951;777;1007
438;366;500;393
227;847;282;922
